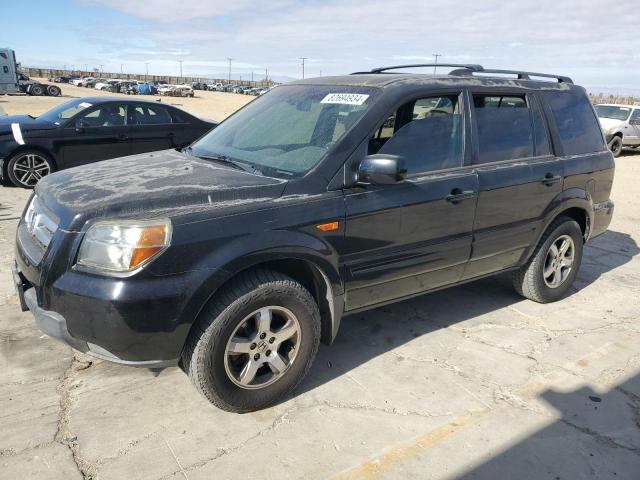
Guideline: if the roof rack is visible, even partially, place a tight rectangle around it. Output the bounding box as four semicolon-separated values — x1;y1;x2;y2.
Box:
351;63;573;84
449;67;573;84
351;63;484;74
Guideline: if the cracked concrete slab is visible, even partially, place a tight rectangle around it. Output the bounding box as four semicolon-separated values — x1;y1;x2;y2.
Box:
1;128;639;479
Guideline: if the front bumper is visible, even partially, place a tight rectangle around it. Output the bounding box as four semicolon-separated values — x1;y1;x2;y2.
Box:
13;260;187;368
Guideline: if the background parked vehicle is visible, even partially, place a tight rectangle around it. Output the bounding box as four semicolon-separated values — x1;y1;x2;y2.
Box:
0;49;61;97
0;97;217;188
595;103;640;157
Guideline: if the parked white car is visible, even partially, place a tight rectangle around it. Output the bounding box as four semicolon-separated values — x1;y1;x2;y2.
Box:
94;79;121;91
157;84;194;97
71;77;93;87
595;103;640;157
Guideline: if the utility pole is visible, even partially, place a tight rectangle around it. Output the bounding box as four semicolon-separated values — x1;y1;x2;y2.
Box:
144;62;149;81
300;57;307;79
432;53;441;74
99;64;104;75
319;69;322;77
120;64;123;74
178;59;183;80
265;68;268;83
227;57;233;83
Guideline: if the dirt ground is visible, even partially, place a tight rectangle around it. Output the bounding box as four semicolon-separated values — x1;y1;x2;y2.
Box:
0;81;253;122
1;89;640;479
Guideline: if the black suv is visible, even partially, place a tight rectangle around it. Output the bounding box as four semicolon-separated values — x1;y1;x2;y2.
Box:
13;64;614;412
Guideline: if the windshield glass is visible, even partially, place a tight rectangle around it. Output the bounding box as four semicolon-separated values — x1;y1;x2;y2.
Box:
38;99;94;125
595;105;632;121
190;85;379;178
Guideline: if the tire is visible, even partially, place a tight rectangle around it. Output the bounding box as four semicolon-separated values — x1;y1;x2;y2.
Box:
29;84;45;96
6;150;55;189
180;269;321;412
46;85;61;96
608;136;623;157
512;216;583;303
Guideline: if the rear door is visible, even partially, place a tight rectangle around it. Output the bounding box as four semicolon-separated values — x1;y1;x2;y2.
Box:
342;92;478;311
463;91;563;279
128;103;176;154
58;103;131;167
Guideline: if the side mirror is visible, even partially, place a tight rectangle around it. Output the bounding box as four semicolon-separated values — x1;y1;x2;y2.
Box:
358;155;407;185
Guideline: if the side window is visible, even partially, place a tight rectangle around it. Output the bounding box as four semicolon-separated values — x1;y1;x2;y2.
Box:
531;96;552;156
473;94;533;163
630;109;640;124
545;91;605;155
371;95;463;174
170;109;190;124
132;105;173;125
78;104;126;127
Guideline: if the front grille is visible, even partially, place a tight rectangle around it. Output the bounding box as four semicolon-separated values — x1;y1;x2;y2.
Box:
23;195;58;250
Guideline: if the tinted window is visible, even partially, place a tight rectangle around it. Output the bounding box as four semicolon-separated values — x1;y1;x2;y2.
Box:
132;105;172;125
546;91;605;155
473;94;533;163
376;95;463;174
78;104;126;127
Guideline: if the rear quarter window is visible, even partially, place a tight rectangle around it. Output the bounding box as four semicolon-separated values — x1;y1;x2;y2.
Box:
545;90;605;156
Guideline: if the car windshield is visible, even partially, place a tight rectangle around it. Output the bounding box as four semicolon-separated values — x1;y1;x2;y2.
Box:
190;85;378;178
38;99;94;125
595;105;632;121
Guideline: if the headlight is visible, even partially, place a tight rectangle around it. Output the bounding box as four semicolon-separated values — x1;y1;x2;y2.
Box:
77;219;172;273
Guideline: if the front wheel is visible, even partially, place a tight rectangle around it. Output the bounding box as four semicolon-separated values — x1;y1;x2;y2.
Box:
512;216;583;303
181;270;321;412
608;136;623;157
6;150;54;188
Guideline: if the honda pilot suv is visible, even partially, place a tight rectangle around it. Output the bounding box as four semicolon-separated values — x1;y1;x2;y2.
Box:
13;64;615;412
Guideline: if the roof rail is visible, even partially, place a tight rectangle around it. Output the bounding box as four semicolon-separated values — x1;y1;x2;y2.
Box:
351;63;485;74
449;67;573;84
351;64;573;84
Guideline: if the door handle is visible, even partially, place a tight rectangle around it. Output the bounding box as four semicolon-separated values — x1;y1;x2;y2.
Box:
446;189;477;203
542;173;562;186
118;134;129;141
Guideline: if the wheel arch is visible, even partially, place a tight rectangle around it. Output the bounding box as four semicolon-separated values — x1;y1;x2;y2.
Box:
180;250;344;353
521;189;593;264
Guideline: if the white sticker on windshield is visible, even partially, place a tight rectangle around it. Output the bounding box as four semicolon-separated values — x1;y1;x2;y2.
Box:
78;102;93;108
11;123;25;145
320;93;370;106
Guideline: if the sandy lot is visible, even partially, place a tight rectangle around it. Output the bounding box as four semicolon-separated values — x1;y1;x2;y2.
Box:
0;81;253;122
1;89;639;479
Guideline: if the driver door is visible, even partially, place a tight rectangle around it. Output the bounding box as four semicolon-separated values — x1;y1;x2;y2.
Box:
58;103;132;168
629;109;640;146
342;92;478;311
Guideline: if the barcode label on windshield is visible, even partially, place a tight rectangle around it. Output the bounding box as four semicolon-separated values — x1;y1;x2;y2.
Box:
321;93;369;105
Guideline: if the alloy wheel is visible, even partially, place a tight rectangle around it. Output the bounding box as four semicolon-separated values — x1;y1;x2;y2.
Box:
543;234;575;288
224;306;301;389
11;154;51;187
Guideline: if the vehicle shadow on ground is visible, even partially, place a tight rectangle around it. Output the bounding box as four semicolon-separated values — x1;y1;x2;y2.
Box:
296;230;639;398
453;372;640;479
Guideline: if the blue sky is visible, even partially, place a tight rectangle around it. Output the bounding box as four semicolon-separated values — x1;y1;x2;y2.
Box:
1;0;638;94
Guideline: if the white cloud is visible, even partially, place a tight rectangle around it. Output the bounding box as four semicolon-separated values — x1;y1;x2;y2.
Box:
69;0;637;90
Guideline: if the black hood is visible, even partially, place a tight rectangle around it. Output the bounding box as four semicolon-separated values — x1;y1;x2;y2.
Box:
35;149;287;230
0;115;57;136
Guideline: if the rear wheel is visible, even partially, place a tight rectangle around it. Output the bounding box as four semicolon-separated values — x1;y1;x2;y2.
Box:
6;150;54;188
608;136;623;157
181;270;321;412
28;84;45;96
512;216;583;303
46;85;61;96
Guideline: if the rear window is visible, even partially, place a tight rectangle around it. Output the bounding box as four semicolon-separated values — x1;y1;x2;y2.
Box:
545;91;605;155
473;94;533;163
